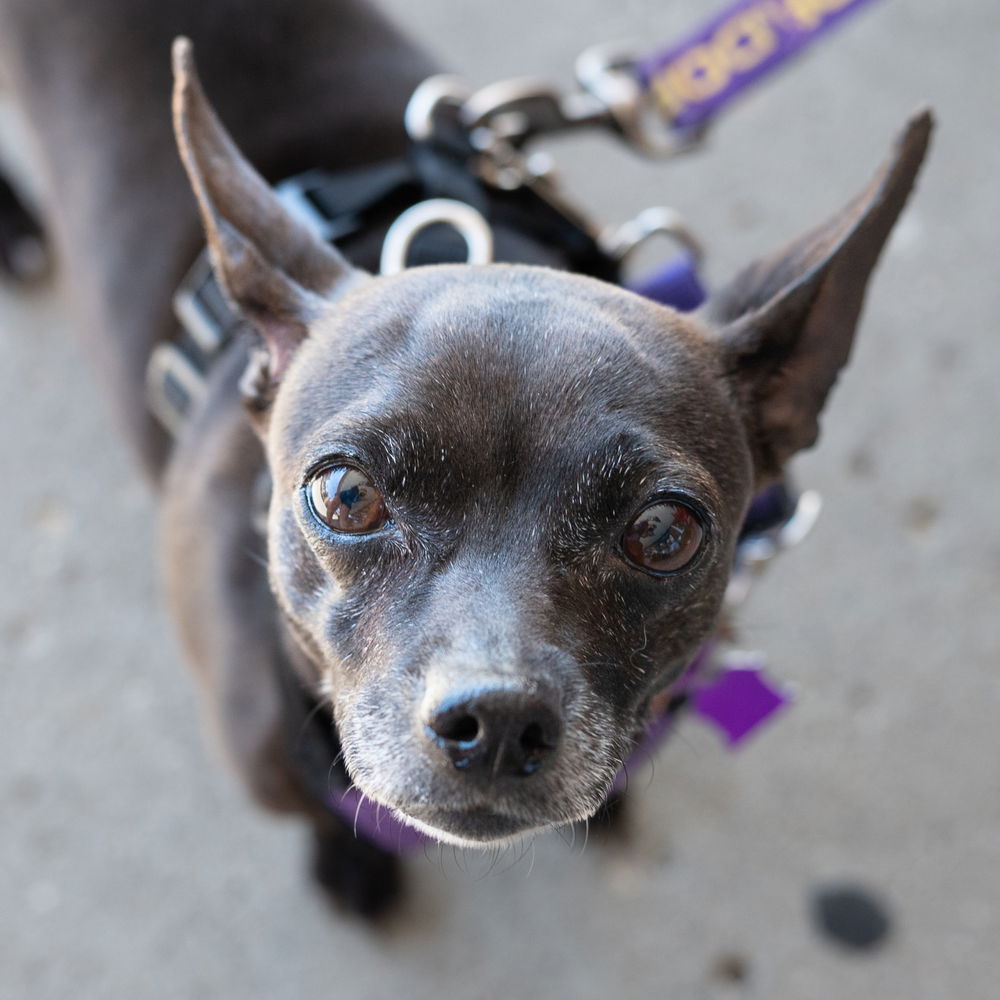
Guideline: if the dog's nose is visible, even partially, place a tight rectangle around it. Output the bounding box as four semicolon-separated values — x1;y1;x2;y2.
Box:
424;688;561;777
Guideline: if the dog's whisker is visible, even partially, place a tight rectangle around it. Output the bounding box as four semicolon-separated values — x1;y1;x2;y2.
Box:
351;791;366;840
642;753;657;791
495;837;532;877
478;844;502;880
619;760;631;795
555;823;574;850
241;546;270;571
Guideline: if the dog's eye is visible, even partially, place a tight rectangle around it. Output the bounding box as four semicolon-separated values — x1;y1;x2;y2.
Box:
307;465;389;534
622;500;704;575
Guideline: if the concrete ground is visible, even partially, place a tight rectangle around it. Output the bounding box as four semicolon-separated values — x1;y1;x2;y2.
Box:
1;1;996;997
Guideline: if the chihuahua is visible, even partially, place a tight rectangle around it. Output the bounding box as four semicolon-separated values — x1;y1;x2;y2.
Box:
0;0;930;917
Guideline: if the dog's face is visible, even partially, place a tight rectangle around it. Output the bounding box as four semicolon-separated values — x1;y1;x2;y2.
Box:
172;42;930;845
265;266;751;842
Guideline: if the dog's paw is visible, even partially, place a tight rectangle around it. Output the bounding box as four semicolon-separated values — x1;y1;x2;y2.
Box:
0;174;50;285
309;826;403;921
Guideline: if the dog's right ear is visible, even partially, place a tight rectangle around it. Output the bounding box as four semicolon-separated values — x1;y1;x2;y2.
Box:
171;37;363;417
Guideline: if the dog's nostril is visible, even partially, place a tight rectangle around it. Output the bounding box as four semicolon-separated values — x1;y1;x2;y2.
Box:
519;721;547;753
518;721;555;775
433;713;481;745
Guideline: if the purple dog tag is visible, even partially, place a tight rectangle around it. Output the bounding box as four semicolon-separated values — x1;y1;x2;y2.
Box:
636;0;880;130
690;663;792;747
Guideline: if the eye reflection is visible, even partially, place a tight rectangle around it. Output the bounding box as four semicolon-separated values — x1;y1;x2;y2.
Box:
622;500;704;575
308;466;389;534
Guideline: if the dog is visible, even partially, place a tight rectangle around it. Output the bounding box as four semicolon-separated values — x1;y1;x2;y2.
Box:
0;0;931;918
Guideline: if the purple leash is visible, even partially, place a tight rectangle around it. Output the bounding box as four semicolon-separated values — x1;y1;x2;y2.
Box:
635;0;880;132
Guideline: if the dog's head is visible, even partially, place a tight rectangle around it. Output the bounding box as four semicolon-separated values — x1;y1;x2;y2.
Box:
173;41;930;846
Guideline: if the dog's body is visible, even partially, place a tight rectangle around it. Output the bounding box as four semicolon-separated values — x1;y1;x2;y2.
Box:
0;0;930;918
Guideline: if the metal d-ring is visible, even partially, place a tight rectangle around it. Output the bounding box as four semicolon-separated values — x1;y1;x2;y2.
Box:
379;199;494;276
600;205;704;268
404;74;472;143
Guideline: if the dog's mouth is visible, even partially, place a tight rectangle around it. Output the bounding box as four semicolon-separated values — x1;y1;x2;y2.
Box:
398;803;555;848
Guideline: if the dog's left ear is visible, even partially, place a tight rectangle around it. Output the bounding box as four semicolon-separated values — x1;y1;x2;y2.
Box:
171;37;364;415
703;110;933;482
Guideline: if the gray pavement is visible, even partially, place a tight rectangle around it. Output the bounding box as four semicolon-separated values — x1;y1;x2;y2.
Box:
1;1;996;998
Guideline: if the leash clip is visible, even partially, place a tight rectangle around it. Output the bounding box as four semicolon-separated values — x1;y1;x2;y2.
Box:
575;43;709;158
455;50;709;160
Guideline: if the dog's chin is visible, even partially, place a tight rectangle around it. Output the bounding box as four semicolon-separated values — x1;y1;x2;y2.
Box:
396;806;557;849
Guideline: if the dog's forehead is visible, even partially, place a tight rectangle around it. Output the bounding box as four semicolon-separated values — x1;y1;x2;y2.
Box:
282;265;711;409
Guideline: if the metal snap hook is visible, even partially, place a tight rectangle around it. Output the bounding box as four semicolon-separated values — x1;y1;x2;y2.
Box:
379;199;494;276
575;42;708;158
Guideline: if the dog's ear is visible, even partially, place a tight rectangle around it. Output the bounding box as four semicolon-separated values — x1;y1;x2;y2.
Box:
703;110;932;482
171;37;363;414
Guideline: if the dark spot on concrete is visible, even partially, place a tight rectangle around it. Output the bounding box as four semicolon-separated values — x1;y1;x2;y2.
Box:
904;496;940;535
710;951;751;984
847;448;875;479
811;883;892;951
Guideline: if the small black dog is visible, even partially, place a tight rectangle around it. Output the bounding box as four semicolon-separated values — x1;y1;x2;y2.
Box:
0;0;930;918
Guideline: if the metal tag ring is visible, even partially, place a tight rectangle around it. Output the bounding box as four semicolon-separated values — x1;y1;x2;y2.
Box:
380;199;494;276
